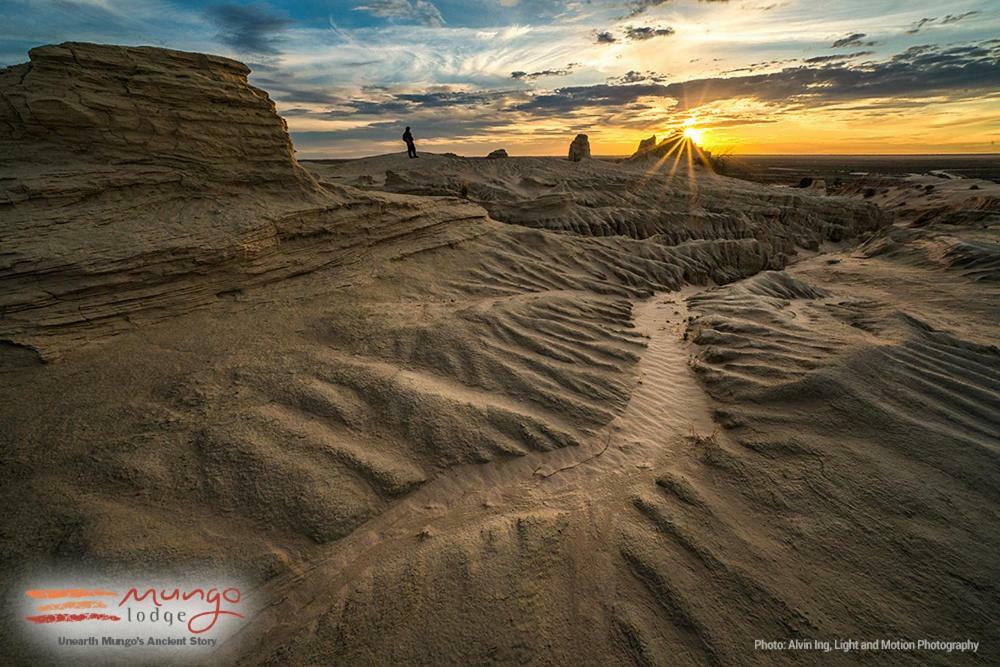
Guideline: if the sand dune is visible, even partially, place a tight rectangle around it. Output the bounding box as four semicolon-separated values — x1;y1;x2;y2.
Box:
1;43;998;665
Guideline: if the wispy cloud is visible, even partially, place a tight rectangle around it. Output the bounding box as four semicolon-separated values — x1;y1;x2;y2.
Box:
624;0;729;19
803;51;873;63
831;32;875;48
942;11;979;25
354;0;445;28
511;63;580;81
906;18;935;35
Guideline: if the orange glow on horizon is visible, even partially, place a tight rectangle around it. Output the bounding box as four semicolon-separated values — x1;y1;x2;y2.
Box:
287;93;1000;159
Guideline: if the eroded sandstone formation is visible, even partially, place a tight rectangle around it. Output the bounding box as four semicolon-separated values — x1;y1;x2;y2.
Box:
0;42;315;191
568;134;590;161
634;134;657;155
311;152;888;260
626;133;713;164
0;43;487;359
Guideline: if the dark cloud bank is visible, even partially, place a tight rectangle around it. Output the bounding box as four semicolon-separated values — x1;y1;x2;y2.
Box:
516;43;999;114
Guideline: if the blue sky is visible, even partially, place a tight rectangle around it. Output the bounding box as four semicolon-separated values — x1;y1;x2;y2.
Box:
2;0;998;155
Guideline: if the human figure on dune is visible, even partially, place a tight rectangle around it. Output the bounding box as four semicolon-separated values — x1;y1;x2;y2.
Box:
403;126;418;159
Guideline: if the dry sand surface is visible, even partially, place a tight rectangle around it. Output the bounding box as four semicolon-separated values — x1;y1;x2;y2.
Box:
1;43;998;665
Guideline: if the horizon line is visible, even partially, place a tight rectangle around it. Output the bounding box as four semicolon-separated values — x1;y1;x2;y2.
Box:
299;152;1000;161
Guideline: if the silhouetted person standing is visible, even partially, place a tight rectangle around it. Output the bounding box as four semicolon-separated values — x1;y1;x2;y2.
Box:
403;126;418;159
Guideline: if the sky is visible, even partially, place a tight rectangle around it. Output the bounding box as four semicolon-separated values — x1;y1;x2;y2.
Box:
1;0;998;157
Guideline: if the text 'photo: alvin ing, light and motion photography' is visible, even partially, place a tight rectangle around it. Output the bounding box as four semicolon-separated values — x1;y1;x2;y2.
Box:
1;0;998;665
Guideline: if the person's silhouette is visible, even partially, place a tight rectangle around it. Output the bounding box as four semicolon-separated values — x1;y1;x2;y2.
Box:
403;126;418;159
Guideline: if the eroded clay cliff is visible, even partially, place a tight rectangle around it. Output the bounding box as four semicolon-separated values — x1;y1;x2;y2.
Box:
0;43;486;359
1;42;314;191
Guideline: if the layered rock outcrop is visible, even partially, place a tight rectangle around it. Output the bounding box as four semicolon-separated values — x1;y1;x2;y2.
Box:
1;42;316;192
568;134;590;161
0;43;487;359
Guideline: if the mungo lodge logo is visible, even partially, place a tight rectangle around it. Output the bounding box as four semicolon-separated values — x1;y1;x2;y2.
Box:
20;579;248;658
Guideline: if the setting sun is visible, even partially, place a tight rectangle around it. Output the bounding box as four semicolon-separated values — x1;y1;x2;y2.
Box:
683;126;704;143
